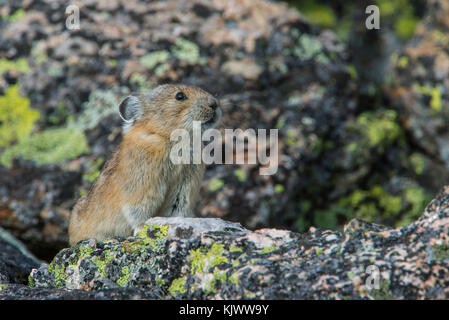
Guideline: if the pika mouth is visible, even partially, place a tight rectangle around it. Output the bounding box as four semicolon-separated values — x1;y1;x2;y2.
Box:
202;108;222;127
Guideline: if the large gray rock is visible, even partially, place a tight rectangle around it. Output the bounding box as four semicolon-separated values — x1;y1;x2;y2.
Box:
0;227;40;285
20;187;449;299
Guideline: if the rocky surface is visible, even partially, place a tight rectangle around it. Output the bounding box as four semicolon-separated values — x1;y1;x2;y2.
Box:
0;0;440;263
0;226;40;285
2;186;443;300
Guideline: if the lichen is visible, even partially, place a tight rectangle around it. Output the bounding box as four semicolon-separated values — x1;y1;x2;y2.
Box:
409;153;425;175
260;246;276;254
0;58;29;74
0;84;39;147
313;183;431;230
48;262;67;287
116;266;131;287
189;243;228;275
208;178;224;192
205;270;227;294
69;87;129;131
172;38;206;65
233;169;247;182
353;110;402;148
129;224;169;253
0;127;90;168
274;184;285;194
413;84;443;112
432;243;449;261
140;50;170;69
168;277;187;296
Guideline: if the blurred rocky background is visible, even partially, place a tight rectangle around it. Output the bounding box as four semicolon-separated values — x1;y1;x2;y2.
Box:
0;0;447;270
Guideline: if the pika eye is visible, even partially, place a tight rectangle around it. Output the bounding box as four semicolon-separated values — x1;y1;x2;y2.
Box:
175;92;187;101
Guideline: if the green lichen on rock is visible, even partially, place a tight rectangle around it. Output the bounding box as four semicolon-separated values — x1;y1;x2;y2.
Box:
129;223;169;253
168;277;187;296
116;266;131;287
413;83;443;112
208;178;224;192
172;38;206;65
140;50;170;69
409;153;425;175
0;127;90;168
432;243;449;261
48;262;67;287
0;58;29;74
0;84;39;147
350;110;402;150
233;169;247;182
69;87;129;131
189;243;228;275
313;184;430;230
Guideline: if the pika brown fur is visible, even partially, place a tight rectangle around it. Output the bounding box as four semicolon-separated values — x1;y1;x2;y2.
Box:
69;84;221;245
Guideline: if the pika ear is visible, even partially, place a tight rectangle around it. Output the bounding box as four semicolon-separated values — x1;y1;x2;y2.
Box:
118;95;142;123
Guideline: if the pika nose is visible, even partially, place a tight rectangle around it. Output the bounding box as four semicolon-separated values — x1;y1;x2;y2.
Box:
208;97;218;110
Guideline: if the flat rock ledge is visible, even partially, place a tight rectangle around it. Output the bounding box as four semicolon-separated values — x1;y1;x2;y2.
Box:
2;186;449;299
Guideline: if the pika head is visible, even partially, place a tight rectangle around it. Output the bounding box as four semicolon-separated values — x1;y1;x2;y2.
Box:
118;84;221;134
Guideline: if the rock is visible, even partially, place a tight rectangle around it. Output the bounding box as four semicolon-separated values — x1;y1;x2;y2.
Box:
389;0;449;192
20;189;449;299
0;226;40;285
0;0;441;269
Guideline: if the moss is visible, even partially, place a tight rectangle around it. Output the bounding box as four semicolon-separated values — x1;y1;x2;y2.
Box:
233;169;247;182
208;178;224;192
140;50;170;69
116;266;131;287
169;277;187;296
189;243;228;275
0;85;39;147
315;248;324;255
0;58;29;74
0;283;7;291
0;127;90;168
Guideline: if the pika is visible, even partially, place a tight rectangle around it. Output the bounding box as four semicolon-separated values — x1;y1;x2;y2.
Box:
69;84;221;245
